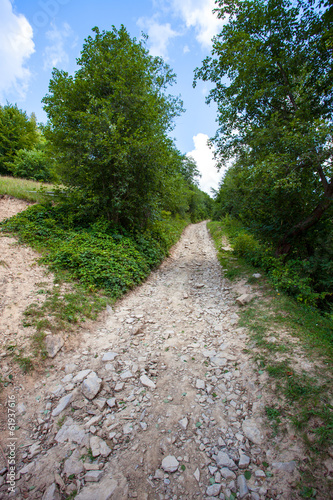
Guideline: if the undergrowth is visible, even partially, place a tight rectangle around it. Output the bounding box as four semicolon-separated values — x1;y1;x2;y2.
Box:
208;220;333;496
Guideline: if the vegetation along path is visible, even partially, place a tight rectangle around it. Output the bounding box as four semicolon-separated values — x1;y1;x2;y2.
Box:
0;202;325;500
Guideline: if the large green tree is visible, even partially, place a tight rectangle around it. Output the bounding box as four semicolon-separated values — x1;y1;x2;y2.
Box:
195;0;333;254
0;104;39;175
43;26;184;227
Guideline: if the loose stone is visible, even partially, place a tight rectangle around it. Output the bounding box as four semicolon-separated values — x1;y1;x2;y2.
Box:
161;456;179;473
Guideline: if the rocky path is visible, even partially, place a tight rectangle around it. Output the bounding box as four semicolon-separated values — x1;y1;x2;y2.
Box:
0;219;303;500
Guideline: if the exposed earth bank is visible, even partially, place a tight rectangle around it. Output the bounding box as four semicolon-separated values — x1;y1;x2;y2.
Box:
0;198;308;499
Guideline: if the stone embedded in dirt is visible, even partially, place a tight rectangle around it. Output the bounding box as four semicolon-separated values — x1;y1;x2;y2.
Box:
255;469;266;478
82;372;102;400
90;435;112;458
75;478;119;500
106;397;116;408
73;369;91;383
102;352;119;362
29;442;41;458
123;422;133;434
210;356;227;367
272;461;296;473
52;393;73;416
196;283;205;288
193;468;200;482
17;402;26;415
114;382;124;392
120;370;134;380
65;363;77;374
140;374;156;389
236;293;254;306
63;449;84;476
196;379;205;390
237;475;249;498
42;483;61;500
55;422;87;445
154;469;164;480
206;483;222;497
252;273;262;278
45;334;64;358
220;467;236;479
94;398;106;410
215;451;237;470
238;454;250;469
178;417;188;430
161;455;179;473
85;470;103;482
242;418;264;445
20;462;35;474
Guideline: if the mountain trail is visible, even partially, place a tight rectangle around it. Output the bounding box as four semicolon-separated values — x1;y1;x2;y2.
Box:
0;198;306;499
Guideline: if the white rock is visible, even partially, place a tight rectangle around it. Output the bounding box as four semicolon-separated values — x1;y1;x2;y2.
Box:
75;478;119;500
140;374;156;389
85;470;103;482
193;468;200;482
42;483;61;500
82;372;102;400
242;418;264;444
237;475;249;498
90;435;112;458
63;449;84;476
123;422;133;435
55;423;86;445
215;451;237;470
106;397;116;408
73;369;91;383
178;417;188;430
238;454;250;469
196;379;205;390
45;335;64;358
206;483;221;496
120;370;134;380
161;455;179;473
102;352;119;362
52;393;73;416
220;467;236;479
236;294;254;306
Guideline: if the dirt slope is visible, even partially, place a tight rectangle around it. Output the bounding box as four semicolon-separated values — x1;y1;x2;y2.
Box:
0;198;306;499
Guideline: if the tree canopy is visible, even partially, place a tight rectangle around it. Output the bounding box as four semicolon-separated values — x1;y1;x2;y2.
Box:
0;104;39;175
43;25;189;227
195;0;333;254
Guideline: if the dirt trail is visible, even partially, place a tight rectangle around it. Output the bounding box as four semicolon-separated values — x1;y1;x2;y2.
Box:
0;199;305;499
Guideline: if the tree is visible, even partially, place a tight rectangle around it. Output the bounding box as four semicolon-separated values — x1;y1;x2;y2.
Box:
194;0;333;254
0;104;39;175
42;26;184;227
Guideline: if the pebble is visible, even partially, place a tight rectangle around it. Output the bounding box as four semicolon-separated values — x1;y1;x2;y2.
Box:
82;372;102;400
140;374;156;389
237;475;249;498
215;451;237;470
242;418;264;444
161;456;179;473
206;483;222;496
52;393;73;417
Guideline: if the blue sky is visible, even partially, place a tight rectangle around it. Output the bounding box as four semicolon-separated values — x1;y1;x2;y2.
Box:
0;0;226;193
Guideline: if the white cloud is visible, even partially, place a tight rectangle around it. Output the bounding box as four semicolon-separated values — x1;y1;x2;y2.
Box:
187;133;223;195
171;0;224;48
183;45;190;54
43;22;77;70
0;0;35;102
137;16;179;59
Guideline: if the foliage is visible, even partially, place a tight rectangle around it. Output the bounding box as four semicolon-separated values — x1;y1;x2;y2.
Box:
0;104;39;175
8;148;54;182
42;26;187;227
1;202;187;299
195;0;333;252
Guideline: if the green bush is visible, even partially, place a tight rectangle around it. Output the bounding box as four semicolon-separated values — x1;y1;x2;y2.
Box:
219;216;330;309
1;203;187;298
9;149;54;182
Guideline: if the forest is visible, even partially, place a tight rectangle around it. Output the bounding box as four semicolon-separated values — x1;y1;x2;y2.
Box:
0;0;332;317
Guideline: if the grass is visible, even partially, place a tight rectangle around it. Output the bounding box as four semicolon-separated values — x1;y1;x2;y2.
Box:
0;175;56;203
208;220;333;498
